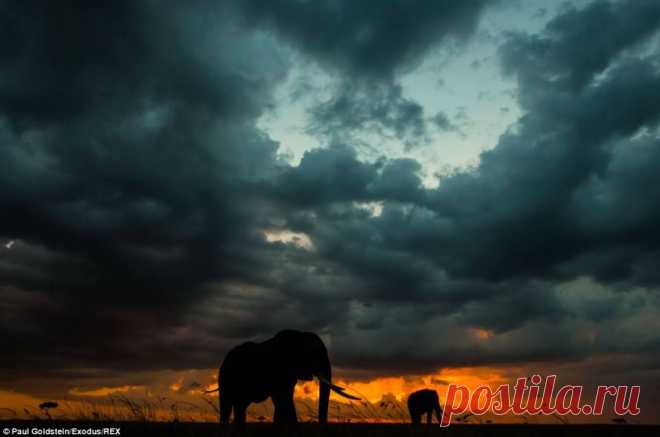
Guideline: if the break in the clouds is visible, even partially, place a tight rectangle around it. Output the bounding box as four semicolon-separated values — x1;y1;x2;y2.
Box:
1;0;660;411
232;0;489;148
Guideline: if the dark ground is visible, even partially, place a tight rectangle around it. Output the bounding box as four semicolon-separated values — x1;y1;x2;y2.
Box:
1;422;659;437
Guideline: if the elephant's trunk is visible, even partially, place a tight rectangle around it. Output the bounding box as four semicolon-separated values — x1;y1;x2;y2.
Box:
318;361;331;424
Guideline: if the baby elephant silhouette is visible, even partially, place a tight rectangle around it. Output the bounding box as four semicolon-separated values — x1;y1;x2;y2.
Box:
407;389;443;425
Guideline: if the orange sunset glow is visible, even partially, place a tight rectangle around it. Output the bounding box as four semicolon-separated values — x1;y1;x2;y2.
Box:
0;367;514;422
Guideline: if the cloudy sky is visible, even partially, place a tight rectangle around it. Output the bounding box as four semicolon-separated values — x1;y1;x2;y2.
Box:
2;0;660;423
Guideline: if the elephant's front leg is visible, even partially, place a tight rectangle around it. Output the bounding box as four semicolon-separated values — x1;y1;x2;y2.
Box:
272;383;297;424
434;404;443;425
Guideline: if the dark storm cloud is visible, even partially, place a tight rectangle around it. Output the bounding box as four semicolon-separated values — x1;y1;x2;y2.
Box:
274;144;425;206
231;0;488;79
2;0;660;397
276;145;377;205
231;0;490;147
0;0;291;376
0;0;285;302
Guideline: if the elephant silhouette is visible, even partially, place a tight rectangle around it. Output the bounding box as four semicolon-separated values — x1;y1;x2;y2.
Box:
217;330;358;424
407;389;443;425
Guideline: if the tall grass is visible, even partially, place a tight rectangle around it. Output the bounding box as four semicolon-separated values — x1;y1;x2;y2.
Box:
8;391;538;424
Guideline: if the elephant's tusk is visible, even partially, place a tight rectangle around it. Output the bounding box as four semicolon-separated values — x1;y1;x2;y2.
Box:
316;375;361;400
333;389;361;401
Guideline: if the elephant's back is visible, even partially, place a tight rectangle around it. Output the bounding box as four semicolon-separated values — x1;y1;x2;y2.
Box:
408;389;437;403
221;342;258;374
